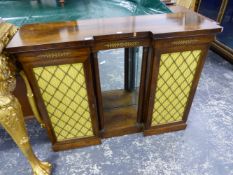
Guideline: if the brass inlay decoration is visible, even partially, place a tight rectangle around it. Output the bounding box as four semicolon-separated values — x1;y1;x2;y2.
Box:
33;63;94;141
37;51;71;59
152;50;201;126
171;39;199;46
0;22;52;175
104;41;140;48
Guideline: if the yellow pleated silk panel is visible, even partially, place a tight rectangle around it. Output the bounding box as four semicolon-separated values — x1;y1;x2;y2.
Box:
33;63;94;141
152;50;201;126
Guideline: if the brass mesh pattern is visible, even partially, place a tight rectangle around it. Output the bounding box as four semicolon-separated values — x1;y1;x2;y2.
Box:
33;63;94;141
152;50;201;126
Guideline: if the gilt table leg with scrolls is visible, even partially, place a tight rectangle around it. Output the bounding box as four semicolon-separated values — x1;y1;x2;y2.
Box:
0;55;52;175
20;71;45;127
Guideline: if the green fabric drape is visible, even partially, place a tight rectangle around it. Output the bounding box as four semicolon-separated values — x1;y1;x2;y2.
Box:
0;0;171;26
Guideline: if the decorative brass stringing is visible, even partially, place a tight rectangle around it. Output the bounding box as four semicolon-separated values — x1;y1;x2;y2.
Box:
171;39;199;46
38;51;71;59
0;22;52;175
104;41;140;48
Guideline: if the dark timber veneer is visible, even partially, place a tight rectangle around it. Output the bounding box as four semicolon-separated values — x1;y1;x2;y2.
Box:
6;6;222;151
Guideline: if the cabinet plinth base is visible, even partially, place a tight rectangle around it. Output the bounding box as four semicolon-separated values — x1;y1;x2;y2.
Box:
52;137;101;152
101;125;142;138
143;122;187;136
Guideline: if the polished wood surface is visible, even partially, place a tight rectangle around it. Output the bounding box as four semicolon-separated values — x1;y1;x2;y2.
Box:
102;90;138;109
8;5;222;121
6;6;221;53
101;89;141;138
5;5;222;151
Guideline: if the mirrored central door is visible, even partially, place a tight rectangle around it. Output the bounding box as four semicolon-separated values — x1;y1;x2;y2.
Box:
94;47;145;137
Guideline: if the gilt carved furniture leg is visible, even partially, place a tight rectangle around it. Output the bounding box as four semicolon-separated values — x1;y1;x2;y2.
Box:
20;71;45;127
0;53;52;174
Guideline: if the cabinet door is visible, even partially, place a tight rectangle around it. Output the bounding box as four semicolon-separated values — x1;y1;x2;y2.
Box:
19;48;101;151
144;36;214;136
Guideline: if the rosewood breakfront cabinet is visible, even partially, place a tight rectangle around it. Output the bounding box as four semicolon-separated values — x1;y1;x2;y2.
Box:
6;6;222;151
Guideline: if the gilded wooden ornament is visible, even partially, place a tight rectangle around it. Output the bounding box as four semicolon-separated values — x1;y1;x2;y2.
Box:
0;21;52;175
20;71;45;127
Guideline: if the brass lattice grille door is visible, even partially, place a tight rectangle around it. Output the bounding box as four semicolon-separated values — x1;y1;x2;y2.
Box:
33;63;93;141
26;49;101;151
152;50;201;126
144;47;206;136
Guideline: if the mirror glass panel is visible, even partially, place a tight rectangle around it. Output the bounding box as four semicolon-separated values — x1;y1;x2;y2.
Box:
97;47;143;132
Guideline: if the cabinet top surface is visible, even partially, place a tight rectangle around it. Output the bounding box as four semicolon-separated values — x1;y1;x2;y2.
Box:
6;6;221;52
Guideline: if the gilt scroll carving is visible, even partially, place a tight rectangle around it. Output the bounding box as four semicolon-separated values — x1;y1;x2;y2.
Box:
0;21;52;175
